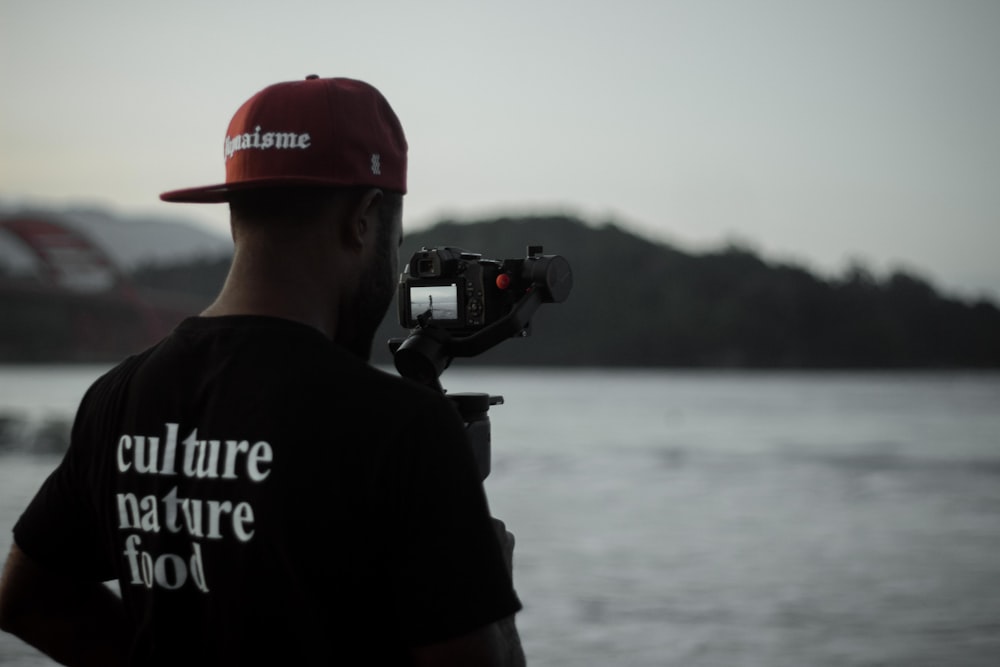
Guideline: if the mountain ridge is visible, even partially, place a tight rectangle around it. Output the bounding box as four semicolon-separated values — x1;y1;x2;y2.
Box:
2;205;997;367
371;215;999;367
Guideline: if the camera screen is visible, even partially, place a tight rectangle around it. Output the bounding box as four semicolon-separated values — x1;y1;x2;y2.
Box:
409;284;459;322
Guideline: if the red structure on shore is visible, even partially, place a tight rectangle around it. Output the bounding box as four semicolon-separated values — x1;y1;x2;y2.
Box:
0;217;205;362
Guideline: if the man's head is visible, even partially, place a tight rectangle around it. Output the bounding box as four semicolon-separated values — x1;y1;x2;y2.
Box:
159;76;408;358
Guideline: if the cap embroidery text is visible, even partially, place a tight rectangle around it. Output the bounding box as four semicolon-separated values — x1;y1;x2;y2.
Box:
224;126;311;161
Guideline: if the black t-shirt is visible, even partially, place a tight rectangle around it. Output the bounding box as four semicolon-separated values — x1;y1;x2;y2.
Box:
13;316;520;665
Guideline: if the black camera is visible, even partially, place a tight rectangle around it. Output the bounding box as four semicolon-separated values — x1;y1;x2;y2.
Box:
398;246;571;336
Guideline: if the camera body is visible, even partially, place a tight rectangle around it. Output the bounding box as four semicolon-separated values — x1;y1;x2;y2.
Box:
398;247;531;336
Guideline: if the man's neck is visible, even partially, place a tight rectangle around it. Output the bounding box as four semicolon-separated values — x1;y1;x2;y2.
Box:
202;242;343;340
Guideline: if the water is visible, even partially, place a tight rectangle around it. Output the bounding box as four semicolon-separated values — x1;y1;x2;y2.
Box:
1;366;999;666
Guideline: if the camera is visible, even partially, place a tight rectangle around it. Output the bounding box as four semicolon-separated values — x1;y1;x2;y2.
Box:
398;246;570;336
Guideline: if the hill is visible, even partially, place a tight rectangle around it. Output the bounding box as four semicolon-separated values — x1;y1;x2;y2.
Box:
128;215;1000;368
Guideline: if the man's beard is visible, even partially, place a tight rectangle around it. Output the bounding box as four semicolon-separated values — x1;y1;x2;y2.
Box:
336;233;396;361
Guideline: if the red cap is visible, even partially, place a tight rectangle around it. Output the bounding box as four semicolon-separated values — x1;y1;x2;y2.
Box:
160;76;407;203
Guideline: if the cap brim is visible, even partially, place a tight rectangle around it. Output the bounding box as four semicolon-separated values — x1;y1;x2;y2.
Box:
159;182;232;203
159;176;362;203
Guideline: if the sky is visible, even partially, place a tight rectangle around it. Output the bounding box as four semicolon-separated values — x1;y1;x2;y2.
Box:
2;0;998;300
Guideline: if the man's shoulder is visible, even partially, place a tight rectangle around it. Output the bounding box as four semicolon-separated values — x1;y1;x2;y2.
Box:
81;345;160;405
82;315;462;431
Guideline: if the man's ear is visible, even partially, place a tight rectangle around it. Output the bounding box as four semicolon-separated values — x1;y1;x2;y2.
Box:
343;188;383;250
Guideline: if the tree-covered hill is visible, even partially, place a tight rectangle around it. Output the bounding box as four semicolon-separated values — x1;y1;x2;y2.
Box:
369;216;1000;368
128;215;1000;368
4;213;997;366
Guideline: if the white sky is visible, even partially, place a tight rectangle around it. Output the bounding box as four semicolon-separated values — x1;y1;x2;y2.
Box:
2;0;998;300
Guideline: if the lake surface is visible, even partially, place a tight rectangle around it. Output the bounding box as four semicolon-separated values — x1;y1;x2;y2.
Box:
2;366;999;666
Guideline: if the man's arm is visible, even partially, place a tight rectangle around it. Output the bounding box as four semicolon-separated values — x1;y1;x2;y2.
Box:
407;518;525;667
0;542;128;667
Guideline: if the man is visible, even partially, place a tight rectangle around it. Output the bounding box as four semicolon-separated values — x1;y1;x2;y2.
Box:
0;76;524;666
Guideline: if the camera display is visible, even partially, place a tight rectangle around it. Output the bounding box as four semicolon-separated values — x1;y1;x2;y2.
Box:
398;247;516;335
408;284;460;322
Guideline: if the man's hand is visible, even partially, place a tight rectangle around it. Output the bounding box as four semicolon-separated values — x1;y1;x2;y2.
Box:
492;517;516;575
